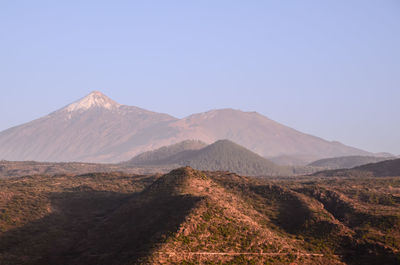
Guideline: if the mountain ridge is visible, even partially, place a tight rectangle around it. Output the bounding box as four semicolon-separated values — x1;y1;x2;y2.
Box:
0;91;374;163
308;155;395;170
315;158;400;178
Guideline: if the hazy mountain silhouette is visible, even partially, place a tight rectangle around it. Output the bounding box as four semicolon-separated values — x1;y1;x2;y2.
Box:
0;91;373;163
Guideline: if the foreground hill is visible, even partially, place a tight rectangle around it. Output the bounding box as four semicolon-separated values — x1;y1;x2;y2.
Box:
308;156;393;170
0;91;373;163
1;167;399;264
124;139;293;176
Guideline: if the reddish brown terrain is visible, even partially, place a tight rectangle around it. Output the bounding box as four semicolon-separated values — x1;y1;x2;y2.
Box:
0;165;399;264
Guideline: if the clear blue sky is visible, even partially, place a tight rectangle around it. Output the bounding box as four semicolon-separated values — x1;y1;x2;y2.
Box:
1;1;399;154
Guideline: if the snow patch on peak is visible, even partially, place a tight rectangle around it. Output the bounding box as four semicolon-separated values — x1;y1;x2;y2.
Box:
65;91;120;112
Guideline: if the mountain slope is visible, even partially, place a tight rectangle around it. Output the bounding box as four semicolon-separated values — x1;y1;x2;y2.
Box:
308;156;394;170
125;139;293;176
166;109;371;162
0;91;373;163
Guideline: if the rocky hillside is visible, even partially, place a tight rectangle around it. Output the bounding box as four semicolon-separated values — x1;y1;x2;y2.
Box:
1;167;400;264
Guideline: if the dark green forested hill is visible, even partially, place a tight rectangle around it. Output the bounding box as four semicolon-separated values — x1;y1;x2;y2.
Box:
180;140;293;176
125;139;293;176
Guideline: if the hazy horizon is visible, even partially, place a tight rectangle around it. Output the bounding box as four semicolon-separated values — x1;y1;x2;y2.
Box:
1;1;399;154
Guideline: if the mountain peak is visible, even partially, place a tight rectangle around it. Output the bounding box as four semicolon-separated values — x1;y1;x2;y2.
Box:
64;91;121;112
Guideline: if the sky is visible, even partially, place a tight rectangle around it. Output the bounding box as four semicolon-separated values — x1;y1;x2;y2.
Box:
0;1;399;155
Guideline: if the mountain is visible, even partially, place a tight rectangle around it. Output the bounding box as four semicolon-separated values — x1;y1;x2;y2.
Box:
308;156;394;170
1;167;399;264
0;91;374;163
165;108;372;163
0;91;178;162
124;139;293;176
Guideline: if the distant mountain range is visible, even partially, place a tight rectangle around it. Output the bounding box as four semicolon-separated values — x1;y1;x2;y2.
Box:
308;155;394;170
353;158;400;177
0;91;381;163
123;139;293;176
314;158;400;177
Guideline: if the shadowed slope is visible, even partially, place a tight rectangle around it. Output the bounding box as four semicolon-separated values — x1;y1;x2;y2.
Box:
0;172;155;265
